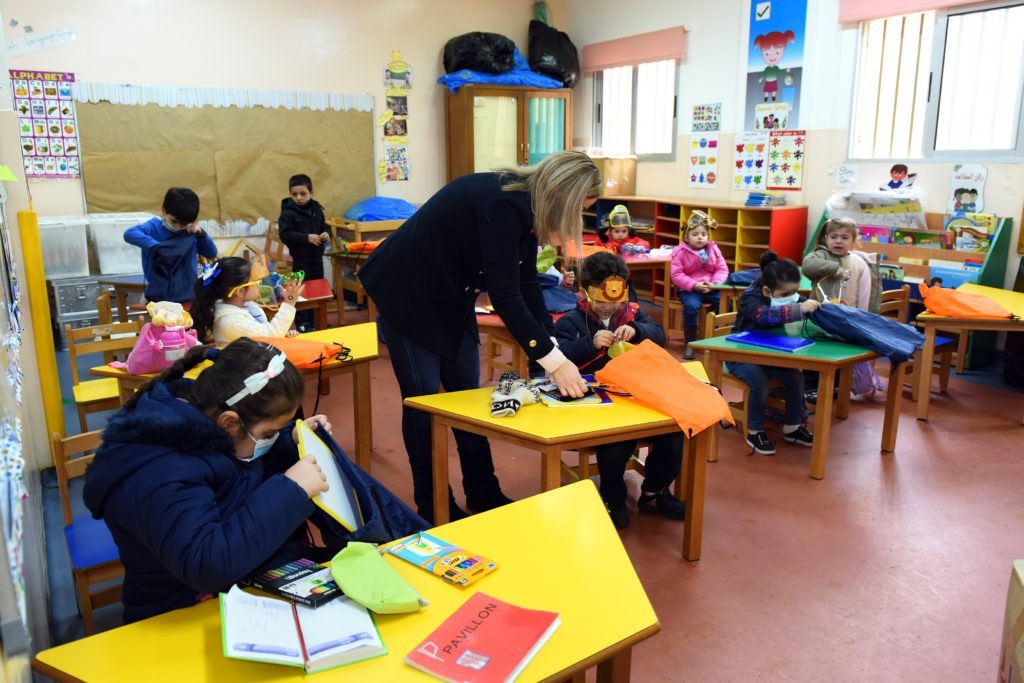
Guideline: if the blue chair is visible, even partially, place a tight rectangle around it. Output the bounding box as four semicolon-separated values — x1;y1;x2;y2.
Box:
51;430;123;635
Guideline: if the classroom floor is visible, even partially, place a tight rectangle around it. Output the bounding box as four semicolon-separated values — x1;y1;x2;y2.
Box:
42;313;1024;681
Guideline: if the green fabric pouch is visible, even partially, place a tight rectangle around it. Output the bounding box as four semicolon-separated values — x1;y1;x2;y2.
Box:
329;542;424;614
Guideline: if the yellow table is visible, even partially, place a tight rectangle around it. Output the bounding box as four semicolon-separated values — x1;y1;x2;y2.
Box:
915;283;1024;422
689;334;906;480
32;481;659;683
405;385;710;561
89;323;380;471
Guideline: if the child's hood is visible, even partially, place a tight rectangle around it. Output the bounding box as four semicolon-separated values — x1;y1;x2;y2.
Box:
83;381;235;518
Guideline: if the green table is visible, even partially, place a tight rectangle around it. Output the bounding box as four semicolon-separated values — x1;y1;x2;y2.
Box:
689;333;907;479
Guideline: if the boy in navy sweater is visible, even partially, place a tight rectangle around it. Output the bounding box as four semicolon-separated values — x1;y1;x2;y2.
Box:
278;173;330;331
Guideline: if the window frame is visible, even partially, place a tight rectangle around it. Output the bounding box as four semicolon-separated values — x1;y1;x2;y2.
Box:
592;60;679;162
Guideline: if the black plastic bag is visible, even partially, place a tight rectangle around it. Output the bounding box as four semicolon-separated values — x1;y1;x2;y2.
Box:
443;32;516;74
528;19;580;87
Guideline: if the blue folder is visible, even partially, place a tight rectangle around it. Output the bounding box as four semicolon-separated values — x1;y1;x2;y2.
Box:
726;329;815;353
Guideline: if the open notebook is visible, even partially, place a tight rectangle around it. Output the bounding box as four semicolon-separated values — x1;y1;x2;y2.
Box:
726;329;814;353
295;420;363;532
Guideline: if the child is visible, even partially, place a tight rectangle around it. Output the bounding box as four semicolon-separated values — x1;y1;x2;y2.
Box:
124;187;219;304
554;251;686;529
596;204;650;255
802;217;881;313
670;210;730;360
190;256;305;345
278;174;330;332
731;251;820;455
82;338;333;623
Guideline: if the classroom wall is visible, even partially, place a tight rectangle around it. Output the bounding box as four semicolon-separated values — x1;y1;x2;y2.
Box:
566;0;1022;288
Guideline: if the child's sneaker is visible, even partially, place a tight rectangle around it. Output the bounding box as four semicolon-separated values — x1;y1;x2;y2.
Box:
607;502;630;530
638;489;686;520
746;431;776;455
683;344;695;360
782;426;814;447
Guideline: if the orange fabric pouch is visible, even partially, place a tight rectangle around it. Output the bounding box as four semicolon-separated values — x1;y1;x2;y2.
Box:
595;339;734;436
919;283;1014;319
251;336;346;370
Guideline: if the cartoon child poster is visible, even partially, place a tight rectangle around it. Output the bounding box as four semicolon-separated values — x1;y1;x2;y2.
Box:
948;164;987;214
744;0;807;131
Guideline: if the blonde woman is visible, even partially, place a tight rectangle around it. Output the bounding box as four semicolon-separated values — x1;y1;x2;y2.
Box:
359;151;601;523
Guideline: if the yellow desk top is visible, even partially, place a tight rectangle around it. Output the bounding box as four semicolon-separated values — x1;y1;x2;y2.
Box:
33;481;658;683
958;283;1024;318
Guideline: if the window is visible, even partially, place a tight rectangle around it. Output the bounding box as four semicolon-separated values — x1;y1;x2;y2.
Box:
593;59;678;160
850;3;1024;159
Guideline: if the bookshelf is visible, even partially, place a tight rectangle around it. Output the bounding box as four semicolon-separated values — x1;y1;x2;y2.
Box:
584;196;808;305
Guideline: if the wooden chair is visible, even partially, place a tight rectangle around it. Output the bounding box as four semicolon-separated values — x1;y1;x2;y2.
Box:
51;430;123;635
263;224;293;274
701;310;782;454
65;320;144;431
877;286;954;399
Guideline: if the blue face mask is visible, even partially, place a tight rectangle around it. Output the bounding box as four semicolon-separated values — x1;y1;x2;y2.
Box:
242;425;280;461
770;293;800;307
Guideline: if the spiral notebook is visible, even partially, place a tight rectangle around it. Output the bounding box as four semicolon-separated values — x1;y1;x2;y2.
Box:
726;329;814;353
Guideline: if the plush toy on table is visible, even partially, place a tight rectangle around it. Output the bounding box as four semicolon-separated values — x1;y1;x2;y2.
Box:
146;300;193;329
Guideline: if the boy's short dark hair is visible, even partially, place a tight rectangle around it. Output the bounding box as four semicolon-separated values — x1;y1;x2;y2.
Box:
289;174;313;192
580;251;630;288
162;188;200;224
890;163;908;174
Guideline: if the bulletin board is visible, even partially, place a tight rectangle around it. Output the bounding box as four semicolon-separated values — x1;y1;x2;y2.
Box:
75;102;375;223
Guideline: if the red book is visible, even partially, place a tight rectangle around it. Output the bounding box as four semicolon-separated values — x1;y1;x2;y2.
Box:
405;592;560;683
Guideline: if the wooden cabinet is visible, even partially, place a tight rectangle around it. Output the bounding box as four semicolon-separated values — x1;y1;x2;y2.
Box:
584;196;808;304
444;85;572;181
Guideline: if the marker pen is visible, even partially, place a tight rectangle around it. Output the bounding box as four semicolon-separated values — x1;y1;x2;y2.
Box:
307;632;372;656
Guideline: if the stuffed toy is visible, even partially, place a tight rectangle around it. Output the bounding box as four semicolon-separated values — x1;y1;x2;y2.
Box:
146;300;193;329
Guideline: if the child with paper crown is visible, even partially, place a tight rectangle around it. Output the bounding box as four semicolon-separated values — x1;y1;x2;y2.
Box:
190;255;305;345
596;204;650;255
553;251;685;529
83;338;334;623
670;210;730;360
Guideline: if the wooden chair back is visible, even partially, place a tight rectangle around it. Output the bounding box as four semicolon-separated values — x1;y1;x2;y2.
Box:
65;320;144;388
878;285;910;323
702;310;737;339
52;430;104;526
264;224;292;274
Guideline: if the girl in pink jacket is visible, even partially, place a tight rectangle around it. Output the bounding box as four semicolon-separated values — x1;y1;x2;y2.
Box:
670;210;730;358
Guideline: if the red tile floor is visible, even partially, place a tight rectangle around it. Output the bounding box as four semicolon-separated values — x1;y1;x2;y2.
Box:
309;321;1024;682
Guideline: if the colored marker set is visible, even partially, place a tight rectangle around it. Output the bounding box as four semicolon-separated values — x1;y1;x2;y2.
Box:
241;558;344;608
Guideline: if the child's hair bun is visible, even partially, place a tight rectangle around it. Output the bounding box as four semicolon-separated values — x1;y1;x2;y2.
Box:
758;250;779;269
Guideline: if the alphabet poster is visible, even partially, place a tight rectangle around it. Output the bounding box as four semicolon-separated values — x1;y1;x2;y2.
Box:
10;69;80;178
688;133;719;189
732;132;768;191
766;129;805;190
744;0;807;131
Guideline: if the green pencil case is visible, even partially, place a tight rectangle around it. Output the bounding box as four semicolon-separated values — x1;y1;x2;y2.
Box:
329;541;424;614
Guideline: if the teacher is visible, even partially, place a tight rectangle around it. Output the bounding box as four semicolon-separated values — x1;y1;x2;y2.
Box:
359;151;601;523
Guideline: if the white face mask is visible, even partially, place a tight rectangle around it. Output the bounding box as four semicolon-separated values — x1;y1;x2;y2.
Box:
162;216;185;233
242;425;280;461
770;293;800;307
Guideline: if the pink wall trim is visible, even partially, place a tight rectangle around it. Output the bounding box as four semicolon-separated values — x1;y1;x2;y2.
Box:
839;0;983;24
581;26;687;74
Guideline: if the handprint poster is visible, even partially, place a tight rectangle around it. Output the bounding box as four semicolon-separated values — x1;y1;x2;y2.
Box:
766;129;805;191
732;132;768;191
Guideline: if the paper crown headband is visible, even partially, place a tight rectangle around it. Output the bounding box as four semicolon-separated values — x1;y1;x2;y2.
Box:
249;254;270;281
586;275;629;303
684;210;718;235
608;204;631;228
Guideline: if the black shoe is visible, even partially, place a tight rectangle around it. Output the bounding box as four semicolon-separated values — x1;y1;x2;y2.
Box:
783;426;814;447
638;489;686;520
607;502;630;529
465;491;514;513
746;431;776;455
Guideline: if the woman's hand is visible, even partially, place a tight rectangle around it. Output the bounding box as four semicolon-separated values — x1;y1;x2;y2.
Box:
592;329;615;349
284;456;328;498
281;280;305;305
549;359;588;398
614;325;636;341
801;299;822;314
292;415;332;443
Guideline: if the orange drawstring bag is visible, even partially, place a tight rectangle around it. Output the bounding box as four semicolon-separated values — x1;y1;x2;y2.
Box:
919;283;1015;319
595;340;734;437
250;336;348;370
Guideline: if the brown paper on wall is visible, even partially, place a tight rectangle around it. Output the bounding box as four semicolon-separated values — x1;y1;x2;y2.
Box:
77;101;374;223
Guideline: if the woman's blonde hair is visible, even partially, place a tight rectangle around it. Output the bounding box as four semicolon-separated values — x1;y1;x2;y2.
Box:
498;150;601;246
821;217;859;243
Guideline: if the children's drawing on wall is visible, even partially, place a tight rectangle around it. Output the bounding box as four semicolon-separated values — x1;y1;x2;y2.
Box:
689;134;719;189
386;95;407;116
744;0;807;131
766;129;805;190
384;116;407;137
692;103;721;132
384;50;412;90
732;131;768;191
948;164;987;213
880;163;916;191
384;144;409;182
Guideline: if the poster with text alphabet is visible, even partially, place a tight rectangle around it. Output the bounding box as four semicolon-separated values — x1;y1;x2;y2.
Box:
688;134;719;189
745;0;807;131
10;69;79;179
766;129;805;190
732;131;769;191
948;164;986;213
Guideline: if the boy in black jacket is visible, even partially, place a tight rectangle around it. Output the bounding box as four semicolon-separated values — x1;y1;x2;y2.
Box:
553;252;685;529
278;173;330;331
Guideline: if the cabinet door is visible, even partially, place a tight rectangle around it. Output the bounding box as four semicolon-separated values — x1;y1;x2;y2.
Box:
525;92;569;165
473;94;520;172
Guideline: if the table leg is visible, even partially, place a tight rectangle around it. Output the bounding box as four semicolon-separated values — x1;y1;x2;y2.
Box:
432;417;450;525
541;445;562;492
808;368;836;479
331;257;346;326
352;363;373;472
315;301;328;331
835;365;852;419
682;427;708;561
881;361;905;453
916;325;938;420
596;647;632;683
704;351;723;463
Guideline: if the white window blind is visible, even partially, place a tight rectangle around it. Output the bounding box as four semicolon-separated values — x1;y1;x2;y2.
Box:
635;60;676;155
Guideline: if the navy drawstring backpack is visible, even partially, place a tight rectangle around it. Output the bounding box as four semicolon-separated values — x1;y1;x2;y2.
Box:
807;302;925;364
